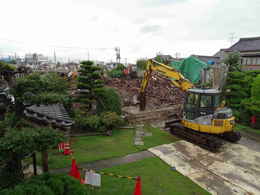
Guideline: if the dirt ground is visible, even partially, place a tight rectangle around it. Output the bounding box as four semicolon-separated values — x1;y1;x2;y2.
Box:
149;136;260;195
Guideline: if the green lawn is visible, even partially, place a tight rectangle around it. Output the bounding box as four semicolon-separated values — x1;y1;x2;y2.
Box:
235;124;260;135
46;126;179;169
84;157;210;195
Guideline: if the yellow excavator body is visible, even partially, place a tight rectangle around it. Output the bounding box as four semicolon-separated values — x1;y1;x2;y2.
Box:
139;59;241;151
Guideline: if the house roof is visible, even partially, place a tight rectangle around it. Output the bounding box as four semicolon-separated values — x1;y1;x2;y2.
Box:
24;104;74;129
228;36;260;52
191;55;220;64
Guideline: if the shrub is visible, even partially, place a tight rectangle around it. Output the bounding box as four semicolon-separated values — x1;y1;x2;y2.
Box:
108;69;123;78
74;113;103;132
0;173;88;195
251;75;260;100
96;87;122;115
224;71;260;124
101;112;124;130
74;111;124;132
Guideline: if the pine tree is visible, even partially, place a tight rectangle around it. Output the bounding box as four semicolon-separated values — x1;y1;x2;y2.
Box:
77;61;104;111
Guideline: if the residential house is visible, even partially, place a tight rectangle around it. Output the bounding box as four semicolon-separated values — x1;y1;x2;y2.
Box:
215;36;260;70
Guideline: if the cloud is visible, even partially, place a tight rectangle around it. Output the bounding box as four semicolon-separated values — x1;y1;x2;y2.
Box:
141;0;189;7
140;25;162;34
0;0;259;62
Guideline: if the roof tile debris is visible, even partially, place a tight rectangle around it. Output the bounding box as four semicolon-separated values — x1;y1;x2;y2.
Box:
104;73;185;110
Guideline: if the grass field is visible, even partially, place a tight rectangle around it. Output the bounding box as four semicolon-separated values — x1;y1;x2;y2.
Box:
84;157;210;195
46;126;179;169
235;124;260;135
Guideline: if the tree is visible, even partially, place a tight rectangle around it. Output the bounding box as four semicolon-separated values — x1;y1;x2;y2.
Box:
77;61;104;111
10;72;69;119
0;61;16;87
241;75;260;123
136;59;147;71
251;74;260;100
0;173;88;194
224;52;242;72
96;87;122;115
0;128;64;188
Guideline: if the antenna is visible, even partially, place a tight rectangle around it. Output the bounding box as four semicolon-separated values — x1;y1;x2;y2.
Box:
229;33;236;45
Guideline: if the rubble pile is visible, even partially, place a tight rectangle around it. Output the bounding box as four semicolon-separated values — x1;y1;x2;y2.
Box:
104;73;185;109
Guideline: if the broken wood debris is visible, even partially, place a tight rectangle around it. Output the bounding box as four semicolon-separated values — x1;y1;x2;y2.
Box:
104;73;186;109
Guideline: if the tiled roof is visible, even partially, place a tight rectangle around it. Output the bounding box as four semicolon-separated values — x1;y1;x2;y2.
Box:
192;55;220;64
228;37;260;52
24;104;74;128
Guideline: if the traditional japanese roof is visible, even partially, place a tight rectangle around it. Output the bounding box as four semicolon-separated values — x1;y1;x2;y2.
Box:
24;104;74;129
227;36;260;52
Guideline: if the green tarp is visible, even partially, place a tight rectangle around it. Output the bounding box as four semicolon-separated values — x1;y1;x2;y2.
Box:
170;56;209;83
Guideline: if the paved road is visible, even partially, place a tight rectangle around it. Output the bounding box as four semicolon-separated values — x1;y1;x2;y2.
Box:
149;137;260;195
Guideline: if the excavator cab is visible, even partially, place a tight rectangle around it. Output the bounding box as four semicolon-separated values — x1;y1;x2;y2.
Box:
184;88;221;120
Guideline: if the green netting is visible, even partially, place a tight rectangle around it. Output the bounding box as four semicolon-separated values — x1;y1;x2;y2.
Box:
170;56;209;83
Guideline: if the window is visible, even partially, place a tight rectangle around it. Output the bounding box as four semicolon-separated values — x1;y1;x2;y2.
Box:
257;58;260;65
187;93;199;105
200;95;212;108
213;95;220;107
243;58;248;65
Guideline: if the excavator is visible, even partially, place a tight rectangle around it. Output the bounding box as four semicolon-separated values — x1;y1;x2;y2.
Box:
139;59;241;152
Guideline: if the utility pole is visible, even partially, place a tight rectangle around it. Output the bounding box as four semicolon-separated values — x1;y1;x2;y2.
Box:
54;49;57;64
87;51;90;61
175;52;181;59
115;47;121;64
229;33;236;45
125;58;127;67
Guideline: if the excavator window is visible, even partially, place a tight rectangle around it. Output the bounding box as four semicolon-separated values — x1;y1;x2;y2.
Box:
187;93;199;105
200;95;212;108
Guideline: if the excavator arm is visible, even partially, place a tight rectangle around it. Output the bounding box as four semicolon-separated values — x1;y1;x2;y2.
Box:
139;59;193;110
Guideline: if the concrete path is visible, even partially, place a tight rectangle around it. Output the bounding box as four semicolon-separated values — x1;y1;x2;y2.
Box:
50;151;154;174
134;125;153;146
149;137;260;195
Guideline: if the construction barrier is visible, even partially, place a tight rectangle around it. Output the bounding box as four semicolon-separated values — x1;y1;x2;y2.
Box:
60;142;142;194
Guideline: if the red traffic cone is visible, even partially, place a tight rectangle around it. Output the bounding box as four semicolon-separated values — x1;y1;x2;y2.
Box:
69;159;83;183
134;176;142;195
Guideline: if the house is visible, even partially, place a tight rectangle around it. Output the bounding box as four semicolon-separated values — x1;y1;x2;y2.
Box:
216;36;260;70
155;54;183;63
191;55;220;65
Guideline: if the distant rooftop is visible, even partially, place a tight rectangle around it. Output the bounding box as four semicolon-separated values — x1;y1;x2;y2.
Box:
227;36;260;52
192;55;220;64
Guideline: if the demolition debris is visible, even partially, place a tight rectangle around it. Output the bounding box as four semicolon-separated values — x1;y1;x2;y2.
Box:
104;73;186;109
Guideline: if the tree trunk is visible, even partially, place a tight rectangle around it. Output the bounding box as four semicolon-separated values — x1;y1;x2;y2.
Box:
32;153;37;176
41;150;49;172
3;155;24;187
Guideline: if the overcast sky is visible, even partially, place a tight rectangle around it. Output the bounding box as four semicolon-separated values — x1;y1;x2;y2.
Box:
0;0;260;62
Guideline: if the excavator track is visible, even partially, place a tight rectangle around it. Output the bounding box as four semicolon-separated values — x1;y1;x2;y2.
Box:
169;123;223;152
218;131;241;143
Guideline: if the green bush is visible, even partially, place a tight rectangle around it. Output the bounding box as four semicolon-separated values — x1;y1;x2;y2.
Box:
0;173;88;195
74;113;103;132
101;112;125;130
74;111;124;132
96;87;122;115
224;70;260;124
108;69;123;78
251;75;260;100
